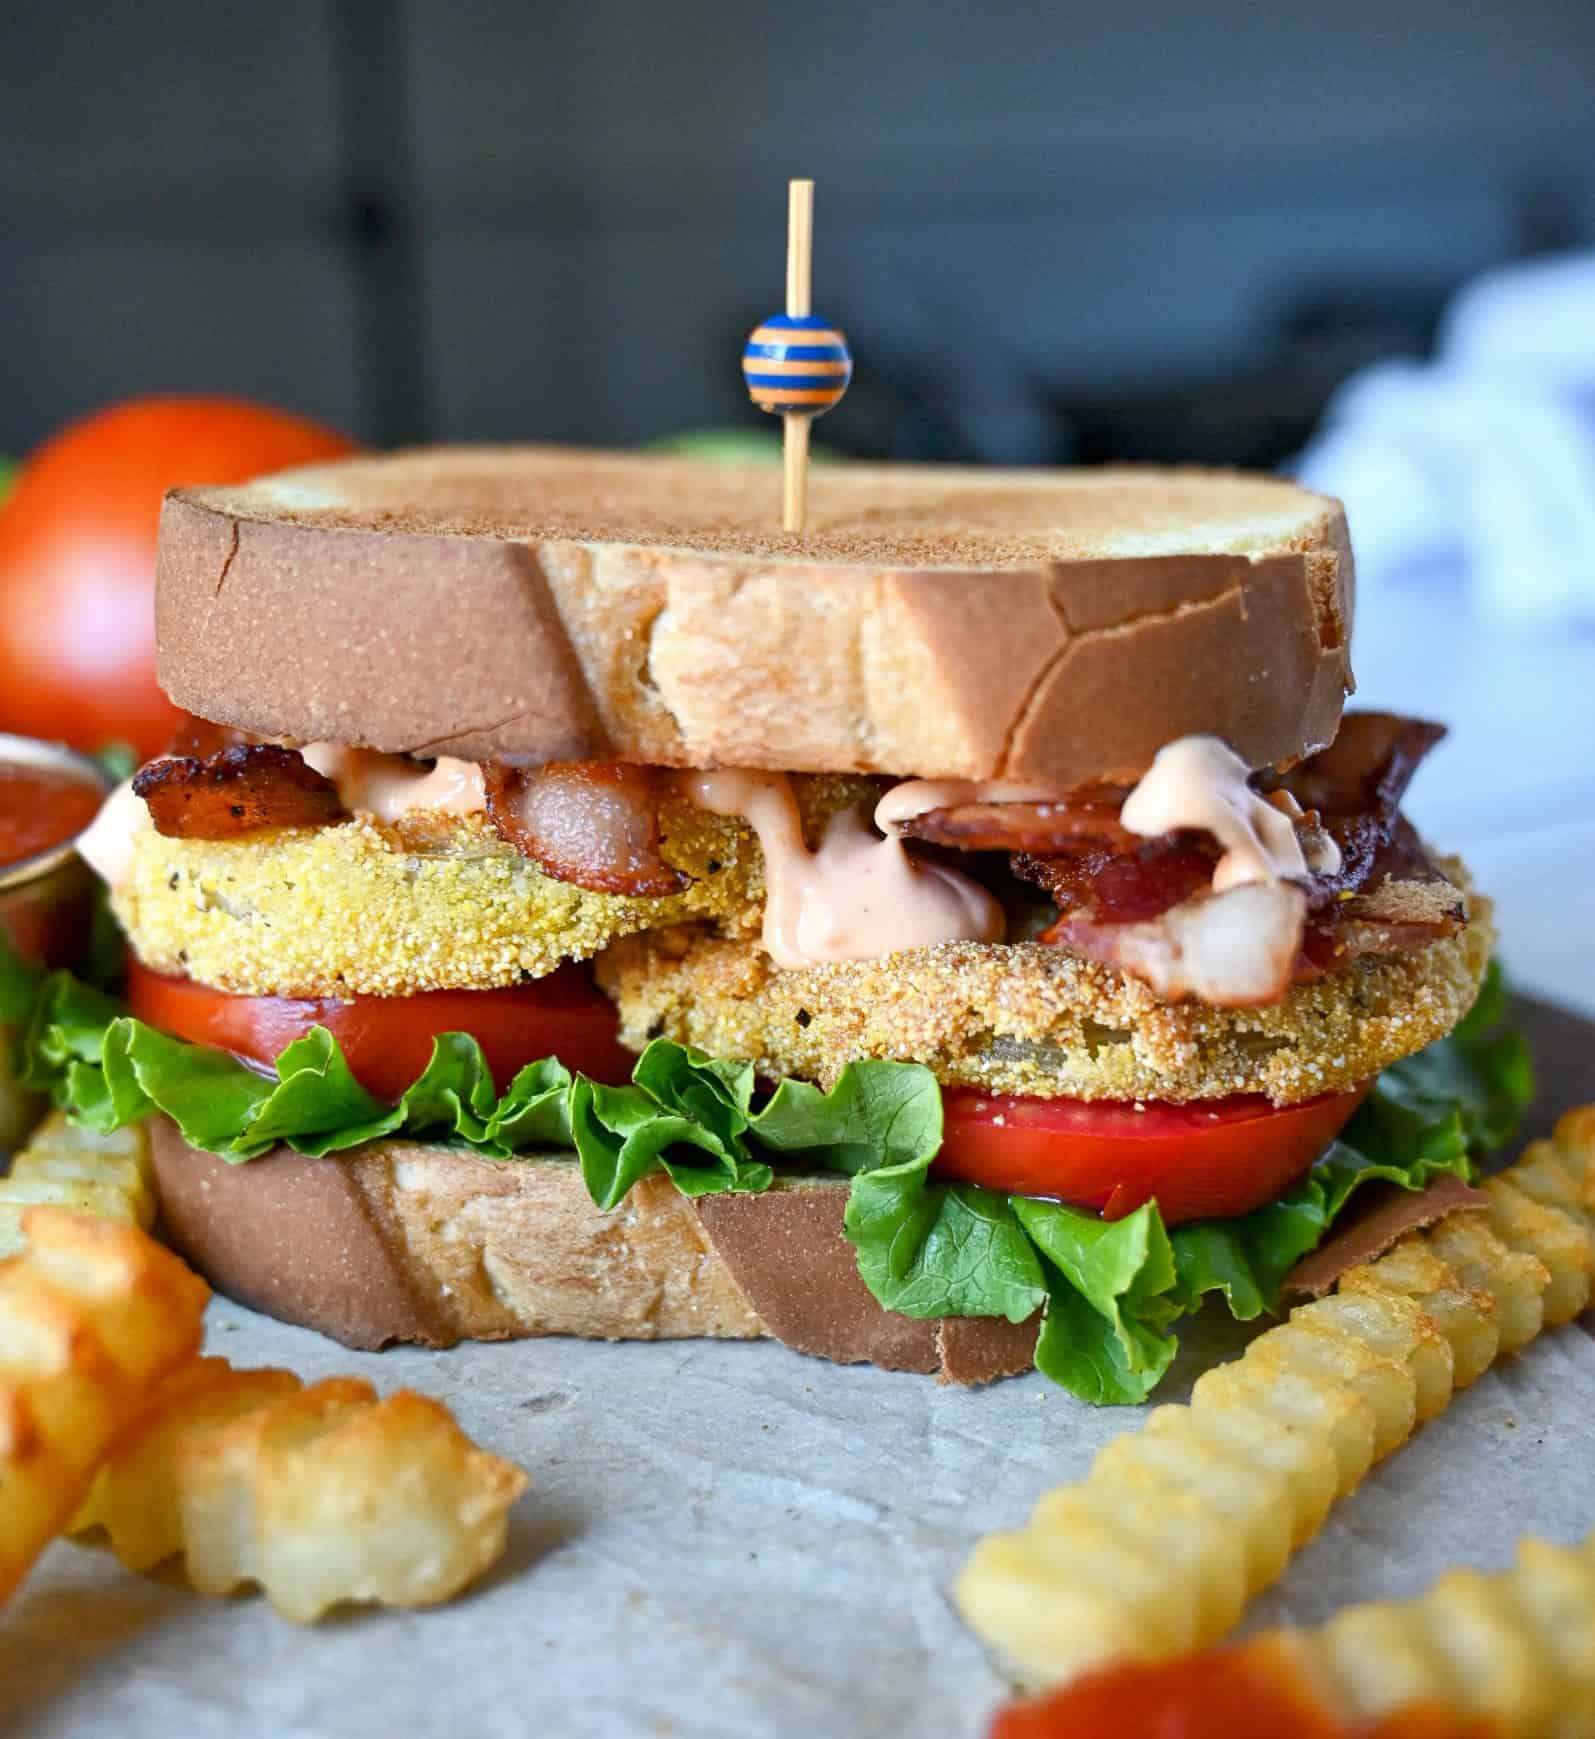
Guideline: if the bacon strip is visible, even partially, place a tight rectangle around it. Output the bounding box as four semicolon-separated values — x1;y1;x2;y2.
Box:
899;787;1135;855
896;716;1442;861
1019;835;1219;927
1015;714;1458;1003
1270;711;1445;818
484;762;689;898
134;745;345;840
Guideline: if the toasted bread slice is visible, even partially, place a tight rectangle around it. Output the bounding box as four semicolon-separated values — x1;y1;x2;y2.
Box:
156;447;1352;786
144;1119;1038;1386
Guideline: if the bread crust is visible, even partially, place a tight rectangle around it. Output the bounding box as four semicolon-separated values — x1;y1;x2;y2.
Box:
156;449;1353;784
145;1120;1038;1384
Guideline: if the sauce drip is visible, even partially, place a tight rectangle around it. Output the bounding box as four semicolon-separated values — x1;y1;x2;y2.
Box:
75;778;149;889
0;761;104;870
301;745;486;822
873;778;1067;834
684;770;1004;968
1121;736;1341;891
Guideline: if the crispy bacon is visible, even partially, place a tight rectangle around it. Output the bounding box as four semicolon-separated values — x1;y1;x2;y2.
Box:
899;787;1136;855
1019;835;1219;927
1013;714;1458;1003
133;745;345;839
1295;815;1464;979
484;762;689;898
1270;711;1445;818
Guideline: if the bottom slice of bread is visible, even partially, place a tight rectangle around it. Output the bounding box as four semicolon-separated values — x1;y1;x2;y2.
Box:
147;1118;1039;1385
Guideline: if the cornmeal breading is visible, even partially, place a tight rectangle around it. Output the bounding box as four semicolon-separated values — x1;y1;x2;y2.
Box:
112;807;762;996
115;772;1489;1104
111;780;864;998
597;890;1494;1105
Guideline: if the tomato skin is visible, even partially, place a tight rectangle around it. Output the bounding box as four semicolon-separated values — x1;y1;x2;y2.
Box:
0;397;355;759
936;1083;1370;1224
124;959;637;1099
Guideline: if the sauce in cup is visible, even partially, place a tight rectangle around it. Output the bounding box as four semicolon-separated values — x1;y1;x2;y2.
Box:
0;761;105;872
0;735;111;1148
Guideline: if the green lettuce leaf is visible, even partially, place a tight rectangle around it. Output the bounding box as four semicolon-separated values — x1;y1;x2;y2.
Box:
570;1076;767;1207
568;1041;936;1208
754;1062;944;1175
846;1174;1047;1321
486;1057;575;1152
11;960;571;1163
1017;1198;1182;1403
835;961;1531;1401
1168;1140;1472;1320
1358;962;1533;1159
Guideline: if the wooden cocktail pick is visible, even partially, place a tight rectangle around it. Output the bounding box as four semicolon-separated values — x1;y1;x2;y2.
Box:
741;179;853;532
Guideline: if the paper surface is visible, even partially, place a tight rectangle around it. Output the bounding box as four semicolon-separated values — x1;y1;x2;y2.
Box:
5;1001;1593;1739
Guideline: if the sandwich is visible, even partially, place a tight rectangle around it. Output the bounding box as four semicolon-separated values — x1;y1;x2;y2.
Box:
11;446;1527;1402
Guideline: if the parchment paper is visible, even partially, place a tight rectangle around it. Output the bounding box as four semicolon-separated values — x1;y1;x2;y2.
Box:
4;999;1592;1739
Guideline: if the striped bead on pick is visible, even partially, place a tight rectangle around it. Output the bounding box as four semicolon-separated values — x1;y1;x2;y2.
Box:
742;313;852;416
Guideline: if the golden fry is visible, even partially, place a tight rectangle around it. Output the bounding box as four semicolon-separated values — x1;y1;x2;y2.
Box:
1340;1239;1500;1387
69;1362;529;1622
957;1109;1595;1687
0;1113;157;1260
1305;1530;1595;1736
180;1378;528;1622
0;1207;208;1605
71;1357;302;1571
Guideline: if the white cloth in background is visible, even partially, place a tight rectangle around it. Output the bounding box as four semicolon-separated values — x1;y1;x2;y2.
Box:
1295;252;1595;626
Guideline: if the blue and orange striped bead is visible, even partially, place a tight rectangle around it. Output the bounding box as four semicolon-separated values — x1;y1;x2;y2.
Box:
742;312;852;415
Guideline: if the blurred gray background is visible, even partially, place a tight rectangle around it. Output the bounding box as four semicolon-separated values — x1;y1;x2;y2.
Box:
4;0;1594;466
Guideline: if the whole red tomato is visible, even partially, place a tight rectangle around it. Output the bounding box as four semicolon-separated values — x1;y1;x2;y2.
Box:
0;397;356;759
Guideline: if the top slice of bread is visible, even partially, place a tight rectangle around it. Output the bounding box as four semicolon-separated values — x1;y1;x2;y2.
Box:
155;446;1353;784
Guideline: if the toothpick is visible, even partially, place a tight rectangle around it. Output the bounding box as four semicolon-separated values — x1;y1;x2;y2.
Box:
741;178;852;536
783;179;814;532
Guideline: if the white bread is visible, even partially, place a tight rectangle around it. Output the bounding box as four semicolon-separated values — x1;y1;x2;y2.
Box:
155;447;1353;785
145;1119;1039;1385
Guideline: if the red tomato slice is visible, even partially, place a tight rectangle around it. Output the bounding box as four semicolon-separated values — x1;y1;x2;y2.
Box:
936;1083;1370;1223
125;959;636;1099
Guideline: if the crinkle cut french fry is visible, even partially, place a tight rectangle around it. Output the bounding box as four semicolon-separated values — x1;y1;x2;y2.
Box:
70;1357;303;1571
0;1113;157;1260
0;1208;208;1604
1144;1400;1339;1549
1307;1531;1595;1737
1029;1485;1247;1654
178;1378;528;1622
1340;1240;1500;1388
67;1360;529;1622
1092;1409;1297;1593
1425;1213;1548;1353
1482;1147;1595;1327
957;1110;1595;1689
